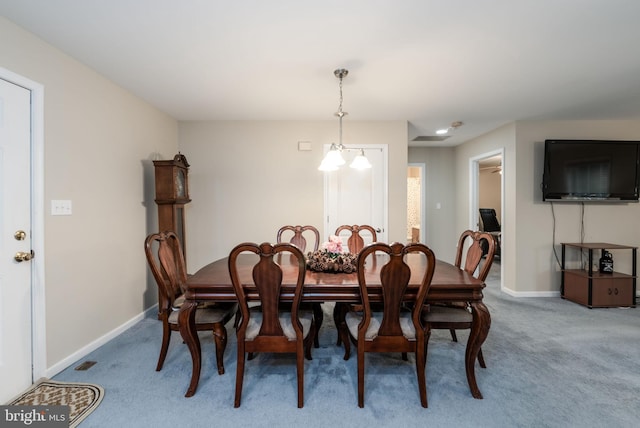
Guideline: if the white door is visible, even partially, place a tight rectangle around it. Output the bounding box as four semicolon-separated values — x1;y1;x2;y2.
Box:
0;77;33;402
324;144;388;250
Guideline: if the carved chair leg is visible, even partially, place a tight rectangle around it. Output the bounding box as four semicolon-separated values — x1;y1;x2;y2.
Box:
449;329;458;342
234;342;246;408
341;328;351;360
312;303;323;348
423;328;432;367
357;349;365;408
333;303;348;346
156;323;171;371
297;345;305;408
415;348;428;408
477;347;486;368
213;324;227;375
304;320;315;361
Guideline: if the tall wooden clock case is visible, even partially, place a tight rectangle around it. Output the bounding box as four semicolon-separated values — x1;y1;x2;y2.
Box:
153;153;191;258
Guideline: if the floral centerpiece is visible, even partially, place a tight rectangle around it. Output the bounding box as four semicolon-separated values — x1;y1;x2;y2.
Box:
306;235;358;273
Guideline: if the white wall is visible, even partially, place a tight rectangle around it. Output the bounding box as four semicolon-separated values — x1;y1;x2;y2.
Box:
179;120;408;272
0;17;178;369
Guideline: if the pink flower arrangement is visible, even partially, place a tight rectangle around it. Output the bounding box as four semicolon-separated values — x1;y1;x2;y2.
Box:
307;235;357;273
322;235;343;254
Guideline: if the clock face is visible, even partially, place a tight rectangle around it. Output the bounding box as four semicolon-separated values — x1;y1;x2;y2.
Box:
176;169;186;198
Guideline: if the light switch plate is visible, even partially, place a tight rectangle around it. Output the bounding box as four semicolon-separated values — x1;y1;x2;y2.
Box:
51;200;72;215
298;141;312;151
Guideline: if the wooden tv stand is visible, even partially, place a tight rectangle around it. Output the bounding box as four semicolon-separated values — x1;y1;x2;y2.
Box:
561;243;637;308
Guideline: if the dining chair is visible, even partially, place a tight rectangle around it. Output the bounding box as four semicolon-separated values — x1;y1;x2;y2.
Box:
333;224;379;348
144;231;237;375
276;225;323;348
228;242;315;408
334;224;378;254
276;225;320;253
344;242;436;408
422;230;497;368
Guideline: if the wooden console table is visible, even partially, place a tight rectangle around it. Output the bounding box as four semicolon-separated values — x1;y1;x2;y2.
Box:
561;243;637;308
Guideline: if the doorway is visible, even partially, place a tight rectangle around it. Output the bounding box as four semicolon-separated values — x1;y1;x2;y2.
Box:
470;149;504;287
0;67;45;401
407;163;425;243
478;155;503;228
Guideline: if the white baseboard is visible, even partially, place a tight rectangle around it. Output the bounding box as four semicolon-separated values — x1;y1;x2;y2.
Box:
502;287;639;299
501;287;561;298
45;304;158;378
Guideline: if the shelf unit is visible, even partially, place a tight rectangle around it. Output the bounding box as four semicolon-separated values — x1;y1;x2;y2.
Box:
561;243;637;308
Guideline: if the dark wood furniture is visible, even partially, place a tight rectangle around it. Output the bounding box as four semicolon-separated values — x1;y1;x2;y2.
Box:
229;242;314;408
423;230;497;368
277;225;323;348
561;242;637;308
153;153;191;260
277;225;320;252
335;224;378;254
333;224;378;348
144;231;236;375
345;242;435;408
178;253;489;399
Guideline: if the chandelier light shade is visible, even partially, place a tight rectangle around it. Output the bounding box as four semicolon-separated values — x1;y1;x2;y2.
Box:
350;149;372;169
318;68;372;171
318;143;345;171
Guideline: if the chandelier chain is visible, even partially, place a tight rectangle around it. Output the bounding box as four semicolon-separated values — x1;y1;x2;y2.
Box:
338;75;343;115
339;75;343;145
318;68;370;170
336;70;347;147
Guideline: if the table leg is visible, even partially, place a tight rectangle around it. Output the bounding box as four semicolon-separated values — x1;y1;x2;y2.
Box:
178;300;201;397
466;301;491;399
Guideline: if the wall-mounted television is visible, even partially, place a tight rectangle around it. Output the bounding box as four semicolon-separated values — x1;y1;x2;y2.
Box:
542;140;640;202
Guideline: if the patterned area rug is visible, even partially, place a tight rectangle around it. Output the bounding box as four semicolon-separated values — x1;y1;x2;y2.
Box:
7;379;104;427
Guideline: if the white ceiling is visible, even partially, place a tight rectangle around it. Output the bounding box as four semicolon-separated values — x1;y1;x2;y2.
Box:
2;0;640;146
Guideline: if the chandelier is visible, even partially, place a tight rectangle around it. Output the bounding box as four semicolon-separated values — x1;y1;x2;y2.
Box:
318;69;372;171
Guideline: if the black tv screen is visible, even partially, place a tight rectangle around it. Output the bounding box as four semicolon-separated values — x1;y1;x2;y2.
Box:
542;140;640;202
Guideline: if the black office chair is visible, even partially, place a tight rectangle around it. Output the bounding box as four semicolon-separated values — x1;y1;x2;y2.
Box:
478;208;501;257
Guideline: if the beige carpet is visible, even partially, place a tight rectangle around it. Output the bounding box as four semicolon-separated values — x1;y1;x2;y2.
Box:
7;379;104;427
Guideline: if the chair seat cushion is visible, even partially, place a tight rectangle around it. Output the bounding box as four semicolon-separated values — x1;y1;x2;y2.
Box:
168;301;237;325
345;310;416;340
172;294;186;309
422;305;473;323
245;308;314;341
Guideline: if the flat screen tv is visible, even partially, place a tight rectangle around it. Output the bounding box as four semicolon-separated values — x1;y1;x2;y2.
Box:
542;140;640;202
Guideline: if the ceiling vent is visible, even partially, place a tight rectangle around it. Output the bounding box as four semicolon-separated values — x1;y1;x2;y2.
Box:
411;135;450;142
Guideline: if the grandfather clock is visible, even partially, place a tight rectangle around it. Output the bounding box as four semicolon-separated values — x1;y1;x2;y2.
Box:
153;153;191;259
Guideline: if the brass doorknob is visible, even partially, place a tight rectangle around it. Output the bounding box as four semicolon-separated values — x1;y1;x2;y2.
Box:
14;230;27;241
14;251;34;262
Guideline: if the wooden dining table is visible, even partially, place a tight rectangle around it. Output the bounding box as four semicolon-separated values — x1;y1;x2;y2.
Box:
178;253;491;399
